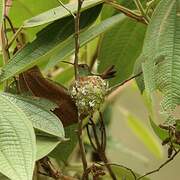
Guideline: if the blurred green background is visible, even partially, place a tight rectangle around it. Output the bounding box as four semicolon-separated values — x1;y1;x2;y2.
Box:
107;82;180;180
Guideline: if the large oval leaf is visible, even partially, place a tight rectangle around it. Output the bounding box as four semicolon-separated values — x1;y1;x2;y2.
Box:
0;173;9;180
23;0;103;28
2;93;64;138
149;117;168;141
0;93;36;180
50;124;78;164
98;17;146;87
9;0;59;27
45;13;125;70
0;4;102;82
141;0;180;111
36;136;61;160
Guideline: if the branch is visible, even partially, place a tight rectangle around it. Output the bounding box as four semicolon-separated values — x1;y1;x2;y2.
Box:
88;116;117;180
73;0;88;178
1;5;11;89
6;26;23;49
77;115;88;175
108;71;143;94
137;149;180;180
105;0;147;24
133;0;150;23
57;0;76;19
86;124;97;151
4;15;24;49
99;112;106;151
74;0;84;79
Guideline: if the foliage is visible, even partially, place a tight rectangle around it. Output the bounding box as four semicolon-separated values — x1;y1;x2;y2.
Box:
0;0;179;179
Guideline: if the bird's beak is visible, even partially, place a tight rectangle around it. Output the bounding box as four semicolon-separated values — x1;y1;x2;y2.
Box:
61;61;74;65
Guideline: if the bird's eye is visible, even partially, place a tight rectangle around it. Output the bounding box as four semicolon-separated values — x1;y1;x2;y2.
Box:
80;64;85;68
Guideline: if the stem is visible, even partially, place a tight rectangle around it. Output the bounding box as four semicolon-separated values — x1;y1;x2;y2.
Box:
1;19;10;90
7;26;23;49
86;125;97;151
77;116;88;179
74;0;88;178
108;71;143;94
133;0;150;23
74;0;83;79
89;117;117;180
100;153;117;180
137;150;180;180
57;0;76;18
1;21;9;64
105;0;147;24
4;15;16;34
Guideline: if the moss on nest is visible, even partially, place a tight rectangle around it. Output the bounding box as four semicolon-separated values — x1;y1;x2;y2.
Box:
69;76;108;116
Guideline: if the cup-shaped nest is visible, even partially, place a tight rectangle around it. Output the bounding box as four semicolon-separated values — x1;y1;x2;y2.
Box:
69;76;108;116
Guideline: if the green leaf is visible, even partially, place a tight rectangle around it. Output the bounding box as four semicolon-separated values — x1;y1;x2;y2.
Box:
50;124;78;164
2;93;65;138
149;117;168;141
0;5;102;82
127;114;163;159
45;13;125;70
133;54;145;93
8;0;61;41
9;0;60;27
23;0;103;28
0;173;9;180
98;17;146;87
36;136;61;160
141;0;180;111
0;93;36;180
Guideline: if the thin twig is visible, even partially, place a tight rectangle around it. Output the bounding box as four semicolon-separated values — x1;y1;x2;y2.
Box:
4;15;23;48
74;0;88;178
105;0;147;24
108;71;143;94
4;15;16;34
74;0;84;79
89;118;101;149
7;26;23;49
137;149;180;180
57;0;76;19
39;156;61;180
77;116;88;179
100;152;117;180
71;0;87;176
88;116;117;180
99;112;106;151
1;18;10;89
86;124;97;151
133;0;150;23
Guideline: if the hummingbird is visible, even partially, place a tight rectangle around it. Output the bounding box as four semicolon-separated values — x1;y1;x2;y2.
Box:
61;61;116;79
